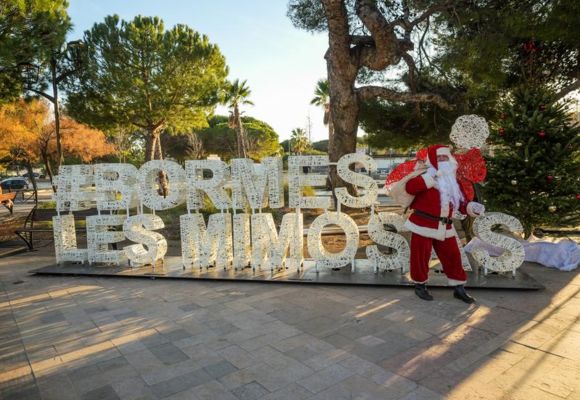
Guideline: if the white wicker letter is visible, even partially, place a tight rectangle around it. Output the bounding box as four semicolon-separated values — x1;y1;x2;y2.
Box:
138;160;186;210
53;214;88;264
471;212;525;275
86;215;127;265
250;213;303;270
307;212;359;268
233;213;251;269
180;213;233;269
123;214;167;266
335;153;378;208
366;212;409;272
231;157;284;210
53;165;96;212
262;157;284;208
185;160;231;210
94;164;138;211
288;156;330;209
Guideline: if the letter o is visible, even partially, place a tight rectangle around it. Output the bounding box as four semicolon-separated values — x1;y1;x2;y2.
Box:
138;160;186;210
307;212;359;269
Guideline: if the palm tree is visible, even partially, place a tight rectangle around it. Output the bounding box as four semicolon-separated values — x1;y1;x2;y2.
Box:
290;128;310;154
310;79;333;153
223;79;254;158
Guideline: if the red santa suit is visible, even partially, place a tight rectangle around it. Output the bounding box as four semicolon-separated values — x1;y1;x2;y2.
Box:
404;145;483;286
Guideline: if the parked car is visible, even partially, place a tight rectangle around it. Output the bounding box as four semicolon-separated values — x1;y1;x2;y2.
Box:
21;172;40;178
0;177;29;190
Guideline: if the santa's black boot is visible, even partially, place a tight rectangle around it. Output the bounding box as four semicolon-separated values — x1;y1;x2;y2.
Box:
453;285;475;304
414;284;434;301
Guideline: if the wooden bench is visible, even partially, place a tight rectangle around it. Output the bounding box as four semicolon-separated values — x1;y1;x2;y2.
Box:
0;187;17;214
14;207;102;250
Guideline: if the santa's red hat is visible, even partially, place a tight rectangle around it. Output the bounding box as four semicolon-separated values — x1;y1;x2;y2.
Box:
425;145;453;170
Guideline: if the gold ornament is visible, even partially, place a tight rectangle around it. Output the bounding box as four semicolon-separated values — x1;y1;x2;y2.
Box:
515;142;523;147
511;179;518;185
548;205;557;213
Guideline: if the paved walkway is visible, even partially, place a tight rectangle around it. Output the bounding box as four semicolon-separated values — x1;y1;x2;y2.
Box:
0;249;578;400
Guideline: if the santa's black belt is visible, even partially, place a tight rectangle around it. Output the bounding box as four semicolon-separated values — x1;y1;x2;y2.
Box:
413;210;453;225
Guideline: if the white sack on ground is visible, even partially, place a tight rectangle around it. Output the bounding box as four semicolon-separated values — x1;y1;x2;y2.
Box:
465;236;579;271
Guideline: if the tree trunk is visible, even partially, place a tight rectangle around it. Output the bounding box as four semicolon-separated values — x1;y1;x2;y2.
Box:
326;106;334;155
327;86;359;196
145;130;159;162
234;105;247;158
145;127;170;197
326;48;359;194
51;58;64;168
25;159;38;205
325;111;337;191
321;0;360;195
42;151;56;192
154;133;163;160
155;135;169;197
241;124;250;156
189;132;204;160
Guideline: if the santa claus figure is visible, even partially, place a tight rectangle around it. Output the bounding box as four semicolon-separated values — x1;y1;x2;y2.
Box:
404;144;485;303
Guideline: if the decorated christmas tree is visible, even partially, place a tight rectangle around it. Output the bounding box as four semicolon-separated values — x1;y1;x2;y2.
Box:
483;86;579;237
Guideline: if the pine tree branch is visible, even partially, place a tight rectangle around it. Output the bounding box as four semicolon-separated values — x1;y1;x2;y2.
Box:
24;86;55;103
354;0;401;70
349;35;374;46
356;86;451;110
401;53;417;93
390;0;455;31
409;1;455;28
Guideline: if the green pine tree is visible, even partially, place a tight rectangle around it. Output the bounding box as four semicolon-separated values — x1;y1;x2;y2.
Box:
483;86;580;237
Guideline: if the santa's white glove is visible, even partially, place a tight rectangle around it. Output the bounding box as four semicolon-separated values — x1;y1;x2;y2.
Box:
467;202;485;217
426;167;437;178
423;167;439;189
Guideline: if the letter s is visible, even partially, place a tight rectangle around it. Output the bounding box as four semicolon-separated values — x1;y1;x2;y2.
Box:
123;214;167;266
472;212;525;275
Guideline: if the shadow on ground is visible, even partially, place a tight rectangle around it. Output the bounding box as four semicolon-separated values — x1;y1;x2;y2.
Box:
0;242;578;400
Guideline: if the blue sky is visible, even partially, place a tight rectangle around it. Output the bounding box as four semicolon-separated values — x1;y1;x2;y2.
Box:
67;0;338;142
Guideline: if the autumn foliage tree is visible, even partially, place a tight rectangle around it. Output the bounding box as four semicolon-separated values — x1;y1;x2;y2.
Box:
39;116;116;183
0;99;115;194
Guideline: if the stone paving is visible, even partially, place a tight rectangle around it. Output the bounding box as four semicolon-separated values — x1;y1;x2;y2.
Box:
0;249;578;400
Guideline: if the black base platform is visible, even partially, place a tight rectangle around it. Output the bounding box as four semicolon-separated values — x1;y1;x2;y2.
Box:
31;257;544;290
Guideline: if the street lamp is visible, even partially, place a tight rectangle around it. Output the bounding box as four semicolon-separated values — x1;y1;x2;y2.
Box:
19;40;86;168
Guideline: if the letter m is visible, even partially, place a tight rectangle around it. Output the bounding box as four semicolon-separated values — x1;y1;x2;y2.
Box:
180;213;233;268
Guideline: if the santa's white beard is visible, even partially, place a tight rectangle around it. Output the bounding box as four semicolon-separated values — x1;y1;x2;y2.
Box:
437;162;463;210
